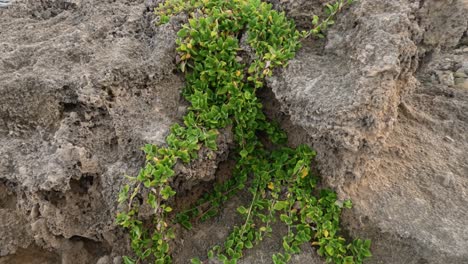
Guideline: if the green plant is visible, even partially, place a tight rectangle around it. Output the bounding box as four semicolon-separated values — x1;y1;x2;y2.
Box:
117;0;371;263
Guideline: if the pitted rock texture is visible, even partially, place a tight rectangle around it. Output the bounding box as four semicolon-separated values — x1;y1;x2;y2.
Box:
1;0;468;263
0;0;230;262
269;0;468;263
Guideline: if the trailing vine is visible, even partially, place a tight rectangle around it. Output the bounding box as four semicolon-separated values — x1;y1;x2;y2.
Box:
116;0;371;263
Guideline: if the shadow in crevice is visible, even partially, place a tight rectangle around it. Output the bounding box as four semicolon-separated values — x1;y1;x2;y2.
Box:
0;180;17;209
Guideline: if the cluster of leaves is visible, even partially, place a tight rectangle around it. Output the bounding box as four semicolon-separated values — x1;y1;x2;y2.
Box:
117;0;371;263
116;125;218;263
190;146;371;264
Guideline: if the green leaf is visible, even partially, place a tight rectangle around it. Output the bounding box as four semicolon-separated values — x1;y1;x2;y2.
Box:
237;206;248;215
239;149;248;158
118;185;130;204
218;254;228;261
343;200;353;209
122;256;135;264
344;256;355;264
189;19;197;28
236;241;244;251
282;240;291;252
177;28;189;38
191;258;202;264
160;15;170;24
160;242;169;253
225;239;234;249
161;186;176;200
273;201;289;211
325;245;335;256
245;240;253;249
312;15;320;26
148;193;157;208
180;220;192;230
178;149;191;163
280;214;292;225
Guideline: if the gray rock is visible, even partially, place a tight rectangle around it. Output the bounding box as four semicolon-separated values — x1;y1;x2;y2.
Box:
1;0;468;263
0;0;229;261
269;0;468;263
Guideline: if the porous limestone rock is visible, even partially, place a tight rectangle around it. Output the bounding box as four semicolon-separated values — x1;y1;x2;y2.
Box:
269;0;468;263
0;0;230;262
1;0;467;263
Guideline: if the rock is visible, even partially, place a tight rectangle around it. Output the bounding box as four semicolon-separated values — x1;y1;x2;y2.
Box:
269;0;468;263
113;256;123;264
96;256;111;264
0;0;230;261
1;0;467;263
0;209;32;256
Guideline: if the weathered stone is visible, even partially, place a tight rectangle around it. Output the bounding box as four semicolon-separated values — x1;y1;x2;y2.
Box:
0;0;230;261
1;0;468;263
269;0;468;263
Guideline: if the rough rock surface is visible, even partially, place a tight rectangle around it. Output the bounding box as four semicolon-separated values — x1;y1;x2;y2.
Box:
268;0;468;263
1;0;467;263
0;0;230;262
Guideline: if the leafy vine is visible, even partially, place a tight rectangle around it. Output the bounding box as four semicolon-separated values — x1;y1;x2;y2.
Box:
117;0;371;263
